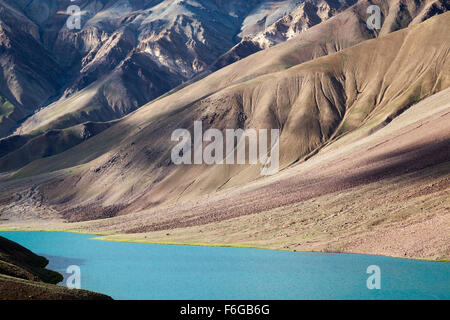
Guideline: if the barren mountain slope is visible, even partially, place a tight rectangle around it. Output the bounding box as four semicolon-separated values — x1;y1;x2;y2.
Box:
0;12;448;226
10;0;441;137
214;0;449;69
72;87;450;261
2;72;449;261
2;0;447;171
0;1;63;136
1;0;313;138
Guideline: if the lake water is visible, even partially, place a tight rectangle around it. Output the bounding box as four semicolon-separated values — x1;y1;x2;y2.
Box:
0;231;449;300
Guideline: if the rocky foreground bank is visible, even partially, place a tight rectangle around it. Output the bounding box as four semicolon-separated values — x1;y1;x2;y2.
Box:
0;236;111;300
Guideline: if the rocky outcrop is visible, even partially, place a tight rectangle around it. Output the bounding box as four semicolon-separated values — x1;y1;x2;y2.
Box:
214;0;449;69
1;0;309;138
0;1;63;136
0;235;112;300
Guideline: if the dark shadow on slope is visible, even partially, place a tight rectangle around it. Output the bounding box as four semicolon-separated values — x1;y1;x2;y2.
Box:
125;138;450;233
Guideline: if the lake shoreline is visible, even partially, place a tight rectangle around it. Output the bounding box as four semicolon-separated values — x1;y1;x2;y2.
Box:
1;230;449;300
0;234;112;300
1;227;448;263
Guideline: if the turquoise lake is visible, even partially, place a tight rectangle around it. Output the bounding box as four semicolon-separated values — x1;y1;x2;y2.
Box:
0;231;449;300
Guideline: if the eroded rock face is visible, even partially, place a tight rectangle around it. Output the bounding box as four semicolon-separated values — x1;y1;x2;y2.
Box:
1;0;309;138
214;0;449;69
1;0;365;137
0;2;64;136
245;0;356;49
214;0;357;69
